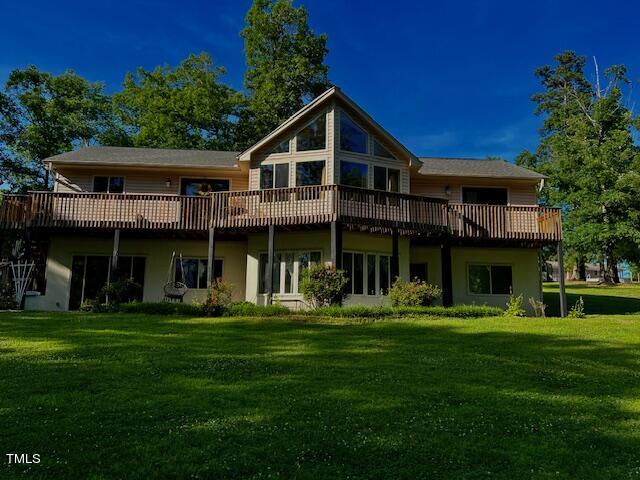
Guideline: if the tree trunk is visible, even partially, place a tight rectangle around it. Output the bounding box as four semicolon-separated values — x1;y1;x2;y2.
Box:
577;256;587;281
606;252;620;283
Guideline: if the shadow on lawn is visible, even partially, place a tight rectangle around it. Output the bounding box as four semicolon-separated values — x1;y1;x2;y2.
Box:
544;289;640;316
1;313;640;479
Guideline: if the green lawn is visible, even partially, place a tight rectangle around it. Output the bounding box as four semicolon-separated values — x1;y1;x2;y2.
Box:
544;281;640;316
2;312;640;479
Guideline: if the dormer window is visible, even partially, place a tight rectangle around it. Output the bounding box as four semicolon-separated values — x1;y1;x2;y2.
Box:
373;139;394;159
296;114;326;151
340;111;367;154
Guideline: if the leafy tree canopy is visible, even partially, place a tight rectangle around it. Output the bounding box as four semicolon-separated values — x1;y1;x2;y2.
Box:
109;53;242;151
0;66;112;191
518;51;640;281
240;0;330;144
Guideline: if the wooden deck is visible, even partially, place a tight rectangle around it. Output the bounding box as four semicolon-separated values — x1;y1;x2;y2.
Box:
0;186;562;243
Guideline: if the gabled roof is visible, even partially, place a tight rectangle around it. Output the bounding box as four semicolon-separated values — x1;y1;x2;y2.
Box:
417;157;545;180
45;146;240;169
238;86;420;166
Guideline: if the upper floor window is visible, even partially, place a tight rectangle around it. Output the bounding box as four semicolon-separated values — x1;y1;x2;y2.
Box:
373;139;394;159
340;161;368;188
373;166;399;192
468;264;512;295
180;178;229;196
93;176;124;193
340;111;368;154
260;163;289;189
462;187;508;205
296;160;325;186
296;114;326;151
270;139;290;154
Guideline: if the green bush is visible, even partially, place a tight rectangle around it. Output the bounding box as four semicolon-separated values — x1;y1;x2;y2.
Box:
299;264;348;307
504;293;526;317
389;278;441;307
203;280;234;316
568;296;586;318
0;281;17;310
222;302;290;317
305;304;503;319
99;279;143;306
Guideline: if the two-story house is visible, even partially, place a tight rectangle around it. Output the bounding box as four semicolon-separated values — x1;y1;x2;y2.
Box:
0;87;565;314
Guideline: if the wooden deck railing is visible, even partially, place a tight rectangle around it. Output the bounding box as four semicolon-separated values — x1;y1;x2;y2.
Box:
448;203;563;242
0;188;562;242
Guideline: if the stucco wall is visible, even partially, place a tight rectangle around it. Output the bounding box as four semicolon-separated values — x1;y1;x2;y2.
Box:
409;245;541;313
451;247;541;313
245;229;410;308
25;236;247;311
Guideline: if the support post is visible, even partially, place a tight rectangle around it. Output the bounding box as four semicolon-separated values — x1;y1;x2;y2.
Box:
111;229;120;272
557;241;567;317
265;225;275;305
391;226;399;281
207;227;216;287
331;221;342;269
441;243;453;307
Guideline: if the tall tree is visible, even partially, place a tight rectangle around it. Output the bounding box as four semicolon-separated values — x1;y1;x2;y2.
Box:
0;66;112;191
110;53;241;150
241;0;330;144
518;51;640;282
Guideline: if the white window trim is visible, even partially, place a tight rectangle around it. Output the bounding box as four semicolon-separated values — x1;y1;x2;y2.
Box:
343;250;392;297
466;263;513;296
373;165;401;193
259;250;322;296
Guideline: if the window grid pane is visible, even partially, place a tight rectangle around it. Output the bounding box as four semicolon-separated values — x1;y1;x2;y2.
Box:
297;115;326;151
340;111;368;153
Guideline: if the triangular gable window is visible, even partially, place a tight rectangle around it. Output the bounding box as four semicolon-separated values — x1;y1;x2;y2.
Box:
373;139;394;159
270;139;290;154
296;114;326;151
340;111;368;154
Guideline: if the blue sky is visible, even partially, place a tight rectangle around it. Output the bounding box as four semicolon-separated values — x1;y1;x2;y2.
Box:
2;0;639;160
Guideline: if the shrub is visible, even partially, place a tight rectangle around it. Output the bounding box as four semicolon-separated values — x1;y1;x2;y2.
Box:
203;280;234;316
305;304;503;319
568;296;586;318
389;278;441;307
99;279;143;306
0;280;17;310
222;302;290;317
299;264;348;307
504;293;526;317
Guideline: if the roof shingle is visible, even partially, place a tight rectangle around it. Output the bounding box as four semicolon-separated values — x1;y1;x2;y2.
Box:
46;146;240;168
417;157;545;180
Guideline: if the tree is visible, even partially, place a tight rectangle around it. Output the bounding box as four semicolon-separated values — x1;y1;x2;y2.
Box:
109;53;242;150
518;51;640;282
241;0;330;144
0;66;112;191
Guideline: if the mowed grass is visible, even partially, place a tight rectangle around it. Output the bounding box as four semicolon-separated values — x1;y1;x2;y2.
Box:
544;281;640;316
2;312;640;479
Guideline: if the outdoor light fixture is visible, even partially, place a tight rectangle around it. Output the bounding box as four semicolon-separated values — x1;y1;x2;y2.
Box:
444;185;451;196
165;178;172;188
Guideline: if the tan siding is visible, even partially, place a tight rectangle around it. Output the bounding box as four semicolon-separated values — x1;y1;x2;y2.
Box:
249;107;332;190
55;166;248;194
410;176;539;206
